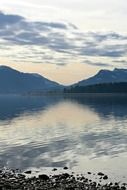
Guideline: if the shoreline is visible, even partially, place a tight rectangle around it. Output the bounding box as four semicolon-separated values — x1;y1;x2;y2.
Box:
0;168;126;190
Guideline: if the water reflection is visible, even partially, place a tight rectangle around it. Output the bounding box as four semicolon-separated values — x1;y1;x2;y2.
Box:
65;94;127;119
0;94;127;180
0;95;62;121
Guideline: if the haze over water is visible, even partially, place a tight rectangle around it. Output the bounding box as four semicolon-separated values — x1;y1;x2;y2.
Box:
0;95;127;182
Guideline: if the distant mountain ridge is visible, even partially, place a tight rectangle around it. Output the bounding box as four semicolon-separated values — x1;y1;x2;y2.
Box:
73;68;127;87
0;65;62;93
1;66;127;94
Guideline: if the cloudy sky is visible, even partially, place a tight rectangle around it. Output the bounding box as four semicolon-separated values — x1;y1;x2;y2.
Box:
0;0;127;84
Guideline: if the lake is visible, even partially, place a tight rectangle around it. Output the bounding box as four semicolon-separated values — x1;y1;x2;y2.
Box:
0;94;127;182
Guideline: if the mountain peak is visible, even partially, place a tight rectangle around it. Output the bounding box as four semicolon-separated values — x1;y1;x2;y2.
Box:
0;65;62;93
0;65;19;73
97;69;111;74
75;68;127;87
114;68;127;72
0;65;12;70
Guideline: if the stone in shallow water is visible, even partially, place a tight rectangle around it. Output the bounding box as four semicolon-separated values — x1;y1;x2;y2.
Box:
24;170;32;174
97;172;105;176
39;174;49;181
121;186;126;190
52;168;57;171
103;175;108;180
63;167;68;170
18;174;25;179
60;173;70;179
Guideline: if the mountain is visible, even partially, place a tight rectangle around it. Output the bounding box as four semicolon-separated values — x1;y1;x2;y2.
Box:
74;68;127;87
0;66;62;93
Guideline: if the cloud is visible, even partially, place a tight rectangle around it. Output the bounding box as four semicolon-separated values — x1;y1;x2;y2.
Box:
112;59;127;66
78;33;127;58
84;60;111;67
88;32;127;42
0;11;24;27
113;60;127;63
0;11;127;67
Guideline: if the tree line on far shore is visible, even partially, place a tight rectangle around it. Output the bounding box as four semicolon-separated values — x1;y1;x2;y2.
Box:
63;82;127;93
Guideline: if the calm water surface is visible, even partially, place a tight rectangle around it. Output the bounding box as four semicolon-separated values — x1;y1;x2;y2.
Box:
0;94;127;182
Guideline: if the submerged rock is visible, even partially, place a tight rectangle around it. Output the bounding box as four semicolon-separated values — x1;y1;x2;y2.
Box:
52;168;57;171
38;174;49;181
98;172;105;176
103;175;108;180
24;170;32;174
63;167;68;170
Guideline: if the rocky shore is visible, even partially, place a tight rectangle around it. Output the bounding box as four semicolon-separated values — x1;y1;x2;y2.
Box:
0;168;126;190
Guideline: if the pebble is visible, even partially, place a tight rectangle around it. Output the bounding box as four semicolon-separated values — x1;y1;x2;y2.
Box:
52;168;57;171
63;167;68;170
38;174;49;181
103;175;108;180
24;171;32;174
98;172;105;176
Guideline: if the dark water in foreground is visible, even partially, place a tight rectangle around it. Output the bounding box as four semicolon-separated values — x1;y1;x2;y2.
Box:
0;94;127;182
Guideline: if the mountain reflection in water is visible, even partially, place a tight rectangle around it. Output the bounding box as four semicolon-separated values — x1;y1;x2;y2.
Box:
0;94;127;181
